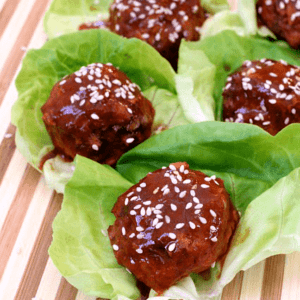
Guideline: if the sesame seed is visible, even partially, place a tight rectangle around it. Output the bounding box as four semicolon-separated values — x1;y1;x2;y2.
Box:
146;207;152;216
137;233;144;239
168;243;176;252
130;210;136;215
152;218;159;226
284;117;290;125
169;164;176;170
165;215;171;223
179;191;186;198
195;203;203;209
175;223;185;229
190;190;196;197
127;192;134;197
163;189;170;195
153;187;159;194
189;221;196;229
125;198;129;205
201;184;209;188
185;202;193;209
169;233;176;239
140;182;146;188
59;80;66;85
155;204;163;209
211;237;218;242
122;227;126;235
154;209;162;214
126;138;135;144
263;121;271;126
92;144;99;151
200;217;207;224
136;249;143;254
140;207;145;216
193;197;200;203
171;204;177;211
179;165;185;173
134;204;141;210
210;209;217;218
156;222;164;229
129;233;135;238
174;186;180;193
131;196;138;201
269;99;276;104
136;226;144;232
75;77;82;83
136;187;142;192
170;175;178;185
113;244;119;251
183;179;191;184
91;113;99;120
292;108;296;114
143;200;151;205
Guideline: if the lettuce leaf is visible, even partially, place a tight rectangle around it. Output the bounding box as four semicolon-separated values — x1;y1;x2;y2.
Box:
44;0;113;39
49;122;300;299
43;0;230;39
178;30;300;121
11;29;191;193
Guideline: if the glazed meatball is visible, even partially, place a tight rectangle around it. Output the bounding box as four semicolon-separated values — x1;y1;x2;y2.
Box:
108;162;239;294
79;0;206;69
223;58;300;135
257;0;300;49
41;63;155;166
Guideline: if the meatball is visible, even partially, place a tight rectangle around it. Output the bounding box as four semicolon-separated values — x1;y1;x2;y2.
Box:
257;0;300;49
223;58;300;135
108;162;239;294
79;0;206;69
41;63;155;166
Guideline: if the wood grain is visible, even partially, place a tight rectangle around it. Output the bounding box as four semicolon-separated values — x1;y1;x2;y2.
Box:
15;192;63;300
0;0;298;299
0;165;41;280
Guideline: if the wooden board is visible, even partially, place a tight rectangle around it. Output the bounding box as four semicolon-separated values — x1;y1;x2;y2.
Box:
0;0;299;299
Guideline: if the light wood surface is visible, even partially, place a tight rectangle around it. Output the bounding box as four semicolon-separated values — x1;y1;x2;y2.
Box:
0;0;299;299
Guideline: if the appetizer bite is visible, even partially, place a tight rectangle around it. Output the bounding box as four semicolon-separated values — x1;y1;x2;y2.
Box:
108;162;239;294
79;0;206;68
41;62;155;166
256;0;300;49
222;58;300;135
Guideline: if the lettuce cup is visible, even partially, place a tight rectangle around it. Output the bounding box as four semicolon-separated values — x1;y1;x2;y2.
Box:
11;29;198;193
176;29;300;129
49;121;300;300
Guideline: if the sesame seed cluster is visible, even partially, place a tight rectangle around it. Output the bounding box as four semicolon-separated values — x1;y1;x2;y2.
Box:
108;162;239;293
108;0;205;68
41;62;155;166
257;0;300;48
223;59;300;135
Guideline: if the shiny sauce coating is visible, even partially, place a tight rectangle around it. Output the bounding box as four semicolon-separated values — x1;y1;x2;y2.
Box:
41;63;155;167
108;162;239;294
79;0;206;69
223;58;300;135
257;0;300;49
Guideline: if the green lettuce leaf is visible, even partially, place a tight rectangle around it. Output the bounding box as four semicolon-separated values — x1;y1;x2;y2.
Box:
117;122;300;213
178;30;300;121
43;0;230;39
12;29;191;193
44;0;113;39
49;122;300;299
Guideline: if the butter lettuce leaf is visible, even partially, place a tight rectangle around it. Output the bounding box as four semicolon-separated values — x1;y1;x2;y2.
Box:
49;122;300;299
12;29;190;193
178;30;300;121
